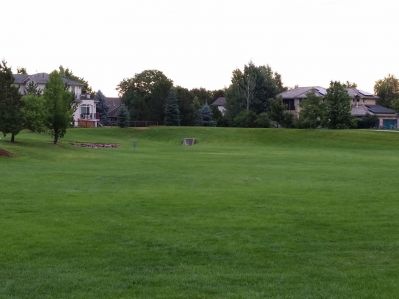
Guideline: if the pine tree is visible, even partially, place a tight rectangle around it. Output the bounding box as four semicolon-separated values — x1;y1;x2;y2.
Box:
164;88;180;126
198;103;215;126
94;90;109;125
43;71;74;144
0;61;24;142
118;105;130;128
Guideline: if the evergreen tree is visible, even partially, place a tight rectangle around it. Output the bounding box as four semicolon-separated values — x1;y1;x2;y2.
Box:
0;61;24;142
198;103;215;126
164;88;180;126
118;105;130;128
193;96;202;125
94;90;109;125
325;81;353;129
43;71;74;144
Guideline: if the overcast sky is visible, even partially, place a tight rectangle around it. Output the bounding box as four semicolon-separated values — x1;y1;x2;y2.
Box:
1;0;398;96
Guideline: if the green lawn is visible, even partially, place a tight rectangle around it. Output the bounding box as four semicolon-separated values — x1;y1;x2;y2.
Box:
1;127;399;298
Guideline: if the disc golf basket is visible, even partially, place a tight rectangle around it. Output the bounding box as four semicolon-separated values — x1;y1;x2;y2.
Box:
182;138;196;146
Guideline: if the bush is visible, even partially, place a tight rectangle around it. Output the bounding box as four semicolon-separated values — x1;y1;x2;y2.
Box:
356;114;379;129
281;111;294;128
233;110;257;127
255;112;271;128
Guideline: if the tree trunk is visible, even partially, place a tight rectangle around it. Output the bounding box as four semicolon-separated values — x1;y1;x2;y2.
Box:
11;133;15;143
53;132;59;144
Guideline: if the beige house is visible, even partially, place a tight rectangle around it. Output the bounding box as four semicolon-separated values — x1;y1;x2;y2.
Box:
13;73;99;127
278;86;399;129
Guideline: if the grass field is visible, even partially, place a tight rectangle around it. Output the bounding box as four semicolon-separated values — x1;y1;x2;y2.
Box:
1;127;399;298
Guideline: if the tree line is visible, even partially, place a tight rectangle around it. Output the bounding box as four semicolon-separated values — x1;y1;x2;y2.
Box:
116;61;399;129
2;59;399;144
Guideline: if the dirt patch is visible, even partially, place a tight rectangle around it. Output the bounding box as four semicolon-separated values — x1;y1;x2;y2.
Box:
0;148;12;157
72;142;119;149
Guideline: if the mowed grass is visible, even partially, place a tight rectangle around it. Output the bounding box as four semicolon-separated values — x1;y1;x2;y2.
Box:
1;127;399;298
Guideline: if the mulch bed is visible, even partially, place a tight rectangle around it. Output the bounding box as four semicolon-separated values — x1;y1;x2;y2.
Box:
72;142;119;149
0;148;12;157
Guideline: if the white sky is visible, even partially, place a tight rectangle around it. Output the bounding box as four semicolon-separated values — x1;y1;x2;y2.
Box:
1;0;399;96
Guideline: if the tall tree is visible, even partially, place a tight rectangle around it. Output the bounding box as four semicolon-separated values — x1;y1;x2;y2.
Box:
17;67;27;75
343;81;357;88
164;88;180;126
269;97;293;128
117;70;173;123
43;71;74;144
0;61;24;142
190;88;212;105
94;90;109;125
299;92;326;128
226;62;286;119
118;105;130;128
325;81;353;129
198;103;214;126
175;86;195;126
58;65;94;95
374;74;399;108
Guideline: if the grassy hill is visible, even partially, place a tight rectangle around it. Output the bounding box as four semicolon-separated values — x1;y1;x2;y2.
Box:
1;127;399;298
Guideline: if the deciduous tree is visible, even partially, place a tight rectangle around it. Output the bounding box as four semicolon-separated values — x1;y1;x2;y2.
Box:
117;70;173;123
374;74;399;108
43;71;74;144
299;92;326;128
22;94;46;133
226;62;286;119
58;65;94;95
325;81;353;129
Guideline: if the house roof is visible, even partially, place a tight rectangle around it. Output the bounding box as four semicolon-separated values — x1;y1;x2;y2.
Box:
346;88;379;99
211;97;226;107
277;86;327;99
105;97;122;117
351;105;369;116
351;105;397;116
366;105;397;115
13;73;83;86
13;74;29;84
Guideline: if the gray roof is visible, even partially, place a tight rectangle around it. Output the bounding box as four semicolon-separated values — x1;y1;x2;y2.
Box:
211;97;226;107
105;97;122;117
277;86;327;99
13;74;29;84
366;105;397;115
351;105;369;116
13;73;83;86
346;88;379;99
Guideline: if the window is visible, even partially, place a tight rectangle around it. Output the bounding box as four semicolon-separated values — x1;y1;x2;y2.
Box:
283;99;295;110
80;105;90;115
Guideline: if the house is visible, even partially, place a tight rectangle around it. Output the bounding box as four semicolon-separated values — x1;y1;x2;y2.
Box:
104;97;122;125
73;94;99;128
211;97;227;115
278;86;327;118
278;86;399;129
13;73;99;127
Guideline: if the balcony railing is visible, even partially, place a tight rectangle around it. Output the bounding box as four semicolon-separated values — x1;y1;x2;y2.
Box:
80;113;99;120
